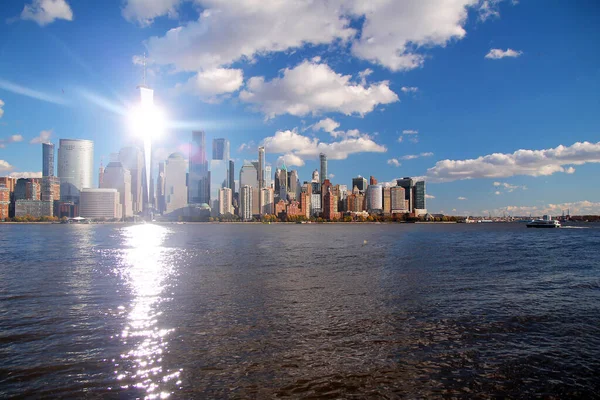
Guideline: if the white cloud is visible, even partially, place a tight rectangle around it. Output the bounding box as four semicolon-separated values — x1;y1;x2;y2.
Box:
312;118;340;135
350;0;487;71
565;166;575;174
277;153;305;168
328;173;335;179
8;171;43;179
420;152;433;157
0;99;4;118
8;134;23;143
176;68;244;100
458;196;467;200
122;0;180;26
387;158;401;167
425;194;435;199
494;201;600;217
495;191;501;195
478;0;502;21
401;154;418;160
426;141;600;183
485;48;523;59
0;160;13;172
402;129;418;135
21;0;73;26
358;68;373;85
401;86;418;93
397;136;403;143
492;181;526;192
145;1;355;71
239;60;398;118
261;127;386;164
29;129;52;144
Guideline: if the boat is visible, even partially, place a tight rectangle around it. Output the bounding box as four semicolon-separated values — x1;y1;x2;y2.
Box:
526;215;561;228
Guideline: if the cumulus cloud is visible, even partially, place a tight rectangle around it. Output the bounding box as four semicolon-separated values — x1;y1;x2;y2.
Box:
495;191;501;195
259;127;386;165
29;129;52;144
425;194;435;199
8;134;23;143
387;158;401;167
0;160;13;172
426;141;600;183
565;166;575;174
402;129;418;135
485;48;523;59
312;118;341;135
493;181;526;192
277;153;305;168
358;69;373;85
458;196;467;200
21;0;73;26
493;201;600;217
328;173;335;179
239;60;398;118
0;99;4;118
176;68;244;101
122;0;180;26
401;87;418;93
144;1;500;74
8;171;43;179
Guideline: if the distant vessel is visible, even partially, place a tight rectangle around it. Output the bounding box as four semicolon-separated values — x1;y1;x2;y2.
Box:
526;215;561;228
477;219;493;223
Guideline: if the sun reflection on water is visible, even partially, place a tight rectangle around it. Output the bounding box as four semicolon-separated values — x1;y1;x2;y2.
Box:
114;224;181;399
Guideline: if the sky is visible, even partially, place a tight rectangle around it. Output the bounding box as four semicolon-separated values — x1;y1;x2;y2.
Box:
0;0;599;216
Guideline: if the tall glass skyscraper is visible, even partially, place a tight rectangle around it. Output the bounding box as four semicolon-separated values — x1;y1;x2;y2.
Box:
212;138;230;162
396;177;415;212
258;146;265;189
189;131;209;204
42;142;54;177
228;160;235;194
57;139;94;203
319;153;327;183
414;180;426;210
352;176;368;194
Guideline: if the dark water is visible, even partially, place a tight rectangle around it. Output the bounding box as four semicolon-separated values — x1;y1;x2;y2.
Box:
1;223;599;399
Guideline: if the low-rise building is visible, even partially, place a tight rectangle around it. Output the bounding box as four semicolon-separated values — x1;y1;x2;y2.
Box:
79;188;122;220
15;200;53;218
0;185;10;220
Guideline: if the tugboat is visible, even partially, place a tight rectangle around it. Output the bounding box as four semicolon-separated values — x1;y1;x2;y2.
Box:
526;215;561;228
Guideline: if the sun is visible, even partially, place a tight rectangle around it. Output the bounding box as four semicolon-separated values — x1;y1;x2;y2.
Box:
129;103;166;140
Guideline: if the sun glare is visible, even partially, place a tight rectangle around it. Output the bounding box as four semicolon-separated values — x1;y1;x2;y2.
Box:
129;104;166;140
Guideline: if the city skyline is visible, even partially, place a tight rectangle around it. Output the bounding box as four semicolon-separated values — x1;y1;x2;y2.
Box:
0;1;599;216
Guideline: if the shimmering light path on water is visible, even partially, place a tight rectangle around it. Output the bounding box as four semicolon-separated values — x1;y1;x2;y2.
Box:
1;223;599;398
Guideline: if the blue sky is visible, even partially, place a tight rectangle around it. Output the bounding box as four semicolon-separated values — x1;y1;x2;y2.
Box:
0;0;599;216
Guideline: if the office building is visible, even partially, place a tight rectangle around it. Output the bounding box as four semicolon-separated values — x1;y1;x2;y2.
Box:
264;165;272;189
310;193;322;216
240;162;259;215
15;200;53;218
396;177;415;212
240;185;253;220
390;186;408;213
25;179;41;200
414;180;426;212
258;146;265;189
312;169;319;183
14;178;29;200
101;161;133;218
320;153;327;183
156;162;166;214
0;185;9;220
228;160;235;194
189;130;209;204
119;146;144;214
212;138;230;162
367;184;383;213
352;176;368;194
288;170;298;200
276;165;288;200
219;187;233;215
57;139;94;203
79;188;122;220
300;191;311;219
260;187;274;215
210;159;228;214
164;152;188;215
42;142;55;177
0;177;16;193
41;176;60;202
382;186;391;215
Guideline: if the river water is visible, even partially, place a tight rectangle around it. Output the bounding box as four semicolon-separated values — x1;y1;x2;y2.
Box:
1;223;599;398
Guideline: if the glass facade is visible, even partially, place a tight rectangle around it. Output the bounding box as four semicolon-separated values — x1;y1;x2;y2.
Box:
189;131;209;204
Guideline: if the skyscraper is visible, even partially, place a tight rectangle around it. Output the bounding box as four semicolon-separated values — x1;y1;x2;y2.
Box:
288;170;298;200
367;184;383;213
240;185;253;220
119;146;143;214
189;130;209;205
352;176;368;194
101;161;133;218
277;164;288;200
164;152;188;215
258;146;265;189
210;159;228;215
390;186;407;213
414;180;426;211
228;160;235;194
264;165;272;189
260;187;274;215
240;162;259;215
311;169;319;183
156;161;166;214
42;142;54;177
219;187;233;215
320;153;327;183
396;177;415;212
212;138;230;162
57;139;94;203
